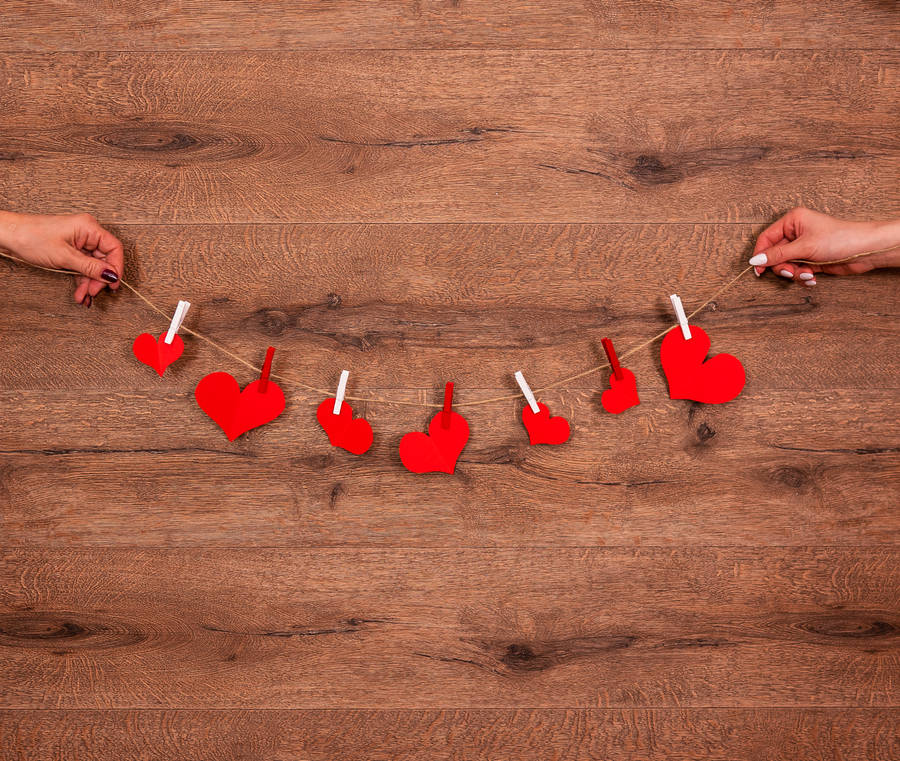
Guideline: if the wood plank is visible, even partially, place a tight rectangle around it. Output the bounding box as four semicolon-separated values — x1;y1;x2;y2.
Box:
0;52;897;223
1;1;897;51
1;548;898;708
0;389;897;547
1;224;897;392
2;708;898;760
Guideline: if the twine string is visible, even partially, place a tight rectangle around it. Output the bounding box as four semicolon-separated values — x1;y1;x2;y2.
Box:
0;245;892;409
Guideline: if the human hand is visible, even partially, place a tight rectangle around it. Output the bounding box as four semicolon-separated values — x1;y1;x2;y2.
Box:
0;211;123;307
749;207;900;286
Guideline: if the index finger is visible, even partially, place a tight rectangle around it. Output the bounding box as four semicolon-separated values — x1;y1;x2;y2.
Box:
753;216;788;255
94;227;124;289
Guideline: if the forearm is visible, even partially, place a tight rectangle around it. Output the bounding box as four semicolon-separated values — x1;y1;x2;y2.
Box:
866;219;900;269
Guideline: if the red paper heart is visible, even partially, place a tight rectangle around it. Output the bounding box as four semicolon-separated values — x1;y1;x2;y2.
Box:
316;398;373;455
521;402;570;445
195;371;286;441
132;331;183;376
399;411;469;474
601;368;640;414
660;325;746;404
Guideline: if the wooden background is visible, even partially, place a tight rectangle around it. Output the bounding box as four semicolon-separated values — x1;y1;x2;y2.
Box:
1;2;898;759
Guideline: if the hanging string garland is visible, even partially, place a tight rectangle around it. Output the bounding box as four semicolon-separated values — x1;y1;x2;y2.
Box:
0;245;891;474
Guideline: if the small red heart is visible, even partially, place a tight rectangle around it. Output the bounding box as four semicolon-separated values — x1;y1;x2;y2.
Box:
132;331;183;376
521;402;570;445
601;368;640;414
316;398;373;455
195;371;286;441
399;411;469;474
660;325;746;404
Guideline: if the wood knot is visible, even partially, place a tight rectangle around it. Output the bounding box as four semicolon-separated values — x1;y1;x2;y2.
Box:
0;612;146;650
795;614;896;640
696;422;716;443
97;127;200;153
628;154;681;185
326;293;342;309
254;309;288;336
501;643;546;671
770;465;812;490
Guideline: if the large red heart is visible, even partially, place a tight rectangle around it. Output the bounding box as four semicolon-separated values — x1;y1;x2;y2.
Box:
399;411;469;474
601;368;640;414
132;331;183;376
660;325;746;404
316;398;373;455
195;371;286;441
521;402;570;445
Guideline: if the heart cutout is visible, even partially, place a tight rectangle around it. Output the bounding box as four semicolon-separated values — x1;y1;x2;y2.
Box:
521;402;570;445
133;331;183;376
399;411;469;474
195;371;286;441
601;368;640;414
316;398;373;455
660;325;746;404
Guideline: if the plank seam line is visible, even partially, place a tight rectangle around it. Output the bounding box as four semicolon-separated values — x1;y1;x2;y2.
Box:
6;221;888;228
3;544;899;550
2;706;898;711
0;47;897;53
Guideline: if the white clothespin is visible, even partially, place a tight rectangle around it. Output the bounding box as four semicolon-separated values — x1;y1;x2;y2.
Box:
514;371;541;414
669;294;691;340
333;369;350;414
164;300;191;344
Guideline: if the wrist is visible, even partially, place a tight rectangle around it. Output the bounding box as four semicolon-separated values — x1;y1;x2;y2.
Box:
0;211;24;250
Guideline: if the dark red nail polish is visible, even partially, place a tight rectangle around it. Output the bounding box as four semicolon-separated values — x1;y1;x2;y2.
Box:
101;269;119;283
84;295;92;308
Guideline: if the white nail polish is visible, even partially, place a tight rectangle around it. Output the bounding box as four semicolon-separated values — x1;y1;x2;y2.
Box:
799;272;814;281
779;269;793;278
749;253;767;266
804;280;816;286
754;267;762;277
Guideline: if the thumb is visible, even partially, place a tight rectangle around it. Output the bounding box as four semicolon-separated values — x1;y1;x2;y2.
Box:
751;238;811;268
62;246;120;284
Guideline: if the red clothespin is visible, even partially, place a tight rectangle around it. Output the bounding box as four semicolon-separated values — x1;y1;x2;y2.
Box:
600;336;640;415
441;381;454;429
601;337;623;381
258;346;275;394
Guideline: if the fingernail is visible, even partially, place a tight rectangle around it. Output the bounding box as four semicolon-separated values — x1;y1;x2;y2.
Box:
799;272;814;281
101;269;119;283
84;294;92;308
749;253;767;266
754;266;762;277
804;280;816;286
779;269;793;278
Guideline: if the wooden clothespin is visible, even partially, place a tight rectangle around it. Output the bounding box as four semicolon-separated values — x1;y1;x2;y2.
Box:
513;371;541;414
258;346;275;394
600;337;623;380
669;294;692;340
164;300;190;345
441;382;454;429
333;369;350;415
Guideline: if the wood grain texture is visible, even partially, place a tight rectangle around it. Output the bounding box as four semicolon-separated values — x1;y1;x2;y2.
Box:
0;52;897;223
2;708;899;761
1;388;897;547
1;548;898;708
1;1;898;51
2;4;898;756
0;224;898;392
